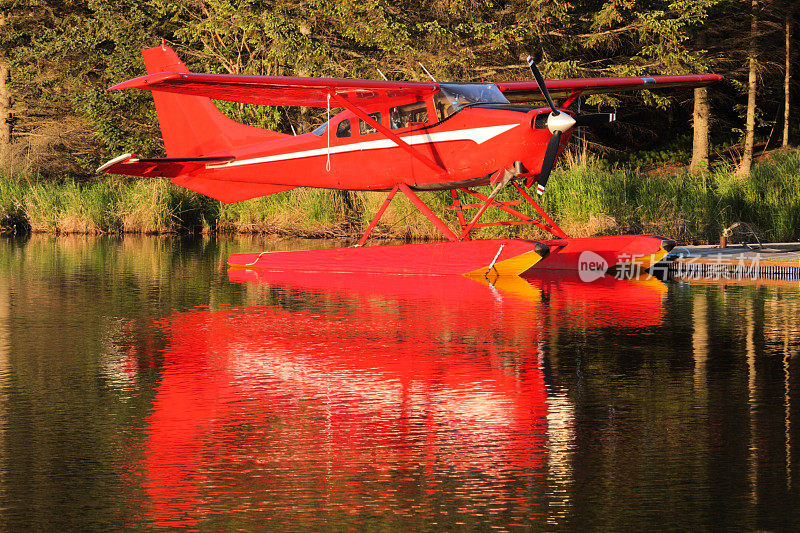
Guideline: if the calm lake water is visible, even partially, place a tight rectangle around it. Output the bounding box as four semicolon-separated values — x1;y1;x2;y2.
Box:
1;235;799;531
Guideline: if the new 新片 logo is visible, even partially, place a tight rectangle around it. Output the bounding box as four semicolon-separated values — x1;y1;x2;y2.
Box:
578;250;608;282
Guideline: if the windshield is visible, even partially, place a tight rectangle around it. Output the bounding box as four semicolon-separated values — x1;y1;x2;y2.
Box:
433;83;510;121
440;83;509;108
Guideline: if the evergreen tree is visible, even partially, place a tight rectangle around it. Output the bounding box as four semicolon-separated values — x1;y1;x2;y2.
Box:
0;0;790;177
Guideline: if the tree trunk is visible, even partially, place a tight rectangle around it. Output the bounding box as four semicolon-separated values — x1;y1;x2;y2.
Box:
783;5;792;148
690;87;710;172
0;58;9;170
737;0;758;177
0;13;10;170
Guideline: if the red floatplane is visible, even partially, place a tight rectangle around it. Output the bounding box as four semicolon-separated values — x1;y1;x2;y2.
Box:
99;41;722;277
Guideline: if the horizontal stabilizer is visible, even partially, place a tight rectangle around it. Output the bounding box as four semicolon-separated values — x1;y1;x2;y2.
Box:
97;153;235;178
97;153;294;203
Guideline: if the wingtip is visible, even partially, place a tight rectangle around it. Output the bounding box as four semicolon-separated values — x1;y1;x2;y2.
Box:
108;80;135;91
97;153;135;173
108;72;182;91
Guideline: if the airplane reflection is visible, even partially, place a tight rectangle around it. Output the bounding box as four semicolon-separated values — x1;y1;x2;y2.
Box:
140;273;666;527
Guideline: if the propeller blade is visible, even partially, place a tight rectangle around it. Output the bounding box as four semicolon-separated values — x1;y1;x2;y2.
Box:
574;112;616;128
526;55;559;116
536;130;562;195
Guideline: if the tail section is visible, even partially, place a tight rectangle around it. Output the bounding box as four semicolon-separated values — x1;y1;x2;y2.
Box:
97;153;295;203
99;42;296;202
141;43;287;157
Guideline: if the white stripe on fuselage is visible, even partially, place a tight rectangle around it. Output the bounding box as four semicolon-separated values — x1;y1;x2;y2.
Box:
207;123;519;169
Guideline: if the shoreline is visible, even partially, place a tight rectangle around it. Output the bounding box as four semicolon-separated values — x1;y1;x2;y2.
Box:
2;150;799;244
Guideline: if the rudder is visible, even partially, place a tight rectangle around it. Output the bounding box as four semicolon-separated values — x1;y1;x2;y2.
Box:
142;43;287;157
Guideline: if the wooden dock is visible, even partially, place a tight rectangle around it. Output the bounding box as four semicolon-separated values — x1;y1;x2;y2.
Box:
656;244;800;282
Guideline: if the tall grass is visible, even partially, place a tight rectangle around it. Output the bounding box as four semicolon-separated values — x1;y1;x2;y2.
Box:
21;180;118;234
1;149;799;242
217;188;343;235
116;179;212;234
474;149;800;243
0;177;214;235
0;176;28;233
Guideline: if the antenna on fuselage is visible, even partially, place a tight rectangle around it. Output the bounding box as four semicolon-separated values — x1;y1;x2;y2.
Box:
418;62;437;83
376;68;388;81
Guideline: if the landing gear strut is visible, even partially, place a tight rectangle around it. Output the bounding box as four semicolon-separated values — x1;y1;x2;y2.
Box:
356;165;569;246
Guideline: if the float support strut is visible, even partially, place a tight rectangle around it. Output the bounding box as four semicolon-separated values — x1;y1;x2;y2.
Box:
398;184;459;242
450;189;470;241
356;184;399;246
512;181;569;239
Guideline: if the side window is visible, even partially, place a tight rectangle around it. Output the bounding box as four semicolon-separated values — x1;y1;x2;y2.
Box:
358;112;381;135
390;101;429;129
336;119;351;138
433;92;455;122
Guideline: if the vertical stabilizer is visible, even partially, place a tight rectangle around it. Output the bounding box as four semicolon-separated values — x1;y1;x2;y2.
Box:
141;43;286;157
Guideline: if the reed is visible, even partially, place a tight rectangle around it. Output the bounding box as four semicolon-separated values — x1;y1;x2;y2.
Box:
216;188;344;235
116;178;211;234
0;175;27;233
356;190;454;241
488;149;800;243
1;149;799;243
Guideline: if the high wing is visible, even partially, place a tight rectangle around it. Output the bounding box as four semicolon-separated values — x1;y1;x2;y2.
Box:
110;72;438;108
112;67;721;109
497;74;723;103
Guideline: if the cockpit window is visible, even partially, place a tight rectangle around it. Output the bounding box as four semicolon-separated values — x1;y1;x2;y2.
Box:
390;101;429;129
434;83;510;121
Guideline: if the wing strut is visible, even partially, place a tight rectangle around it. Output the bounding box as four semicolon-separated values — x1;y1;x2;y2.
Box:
330;94;447;175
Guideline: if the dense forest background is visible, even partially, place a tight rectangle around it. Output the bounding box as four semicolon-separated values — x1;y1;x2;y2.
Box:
0;0;796;178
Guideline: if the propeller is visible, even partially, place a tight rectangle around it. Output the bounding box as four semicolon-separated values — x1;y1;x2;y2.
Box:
526;55;559;116
537;131;562;195
525;55;616;194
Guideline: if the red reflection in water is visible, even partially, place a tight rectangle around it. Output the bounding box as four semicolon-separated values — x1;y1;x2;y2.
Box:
140;273;666;528
523;271;667;329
